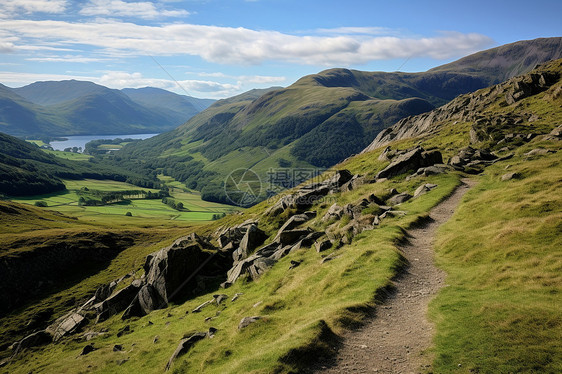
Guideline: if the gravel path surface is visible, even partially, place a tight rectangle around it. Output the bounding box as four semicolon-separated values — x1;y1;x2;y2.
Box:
313;179;475;374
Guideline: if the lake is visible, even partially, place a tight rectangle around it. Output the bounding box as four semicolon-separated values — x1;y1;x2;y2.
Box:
50;133;159;152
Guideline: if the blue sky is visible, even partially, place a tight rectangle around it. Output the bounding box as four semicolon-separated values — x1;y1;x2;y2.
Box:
0;0;560;98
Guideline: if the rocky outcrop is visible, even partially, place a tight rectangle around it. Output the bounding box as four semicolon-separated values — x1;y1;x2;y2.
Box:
363;64;561;152
264;170;352;216
375;147;443;179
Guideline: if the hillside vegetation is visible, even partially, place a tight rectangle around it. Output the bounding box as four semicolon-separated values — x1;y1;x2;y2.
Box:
119;37;562;204
2;59;560;373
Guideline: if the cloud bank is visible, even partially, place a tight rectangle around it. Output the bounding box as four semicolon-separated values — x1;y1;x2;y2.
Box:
0;18;493;66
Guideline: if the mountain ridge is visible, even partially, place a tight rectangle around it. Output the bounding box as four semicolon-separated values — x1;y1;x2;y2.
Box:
1;81;216;137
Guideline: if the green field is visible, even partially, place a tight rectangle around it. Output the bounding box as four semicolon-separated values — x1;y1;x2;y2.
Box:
10;178;238;224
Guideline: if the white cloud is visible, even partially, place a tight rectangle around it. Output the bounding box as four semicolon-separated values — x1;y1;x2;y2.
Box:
198;72;286;85
97;71;241;97
79;0;189;19
0;0;67;15
0;19;493;67
26;54;111;63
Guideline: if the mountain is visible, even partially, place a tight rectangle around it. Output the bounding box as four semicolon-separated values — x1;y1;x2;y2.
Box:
1;81;212;137
121;87;214;126
2;59;560;373
119;37;562;203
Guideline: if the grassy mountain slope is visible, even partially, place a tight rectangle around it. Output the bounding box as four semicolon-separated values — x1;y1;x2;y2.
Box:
122;87;215;125
120;38;562;204
3;60;560;373
0;84;67;137
2;81;210;137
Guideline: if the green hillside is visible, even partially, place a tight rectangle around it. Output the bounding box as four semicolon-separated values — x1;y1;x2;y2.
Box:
119;37;562;204
1;81;212;137
1;58;560;373
0;132;159;196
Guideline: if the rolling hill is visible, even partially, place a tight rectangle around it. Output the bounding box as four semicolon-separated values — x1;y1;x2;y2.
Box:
0;132;159;196
118;37;562;203
0;81;214;137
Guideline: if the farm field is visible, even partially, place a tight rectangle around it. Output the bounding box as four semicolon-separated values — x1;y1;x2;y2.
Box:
10;178;238;226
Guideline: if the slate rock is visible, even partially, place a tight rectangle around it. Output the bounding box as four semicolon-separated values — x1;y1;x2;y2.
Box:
414;183;438;198
238;316;262;330
315;240;332;253
165;332;207;371
387;193;413;205
46;312;86;341
501;172;521;181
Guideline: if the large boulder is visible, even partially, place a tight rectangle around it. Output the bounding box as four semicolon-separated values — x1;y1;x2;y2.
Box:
376;147;443;179
122;284;166;319
387;192;413;205
95;280;142;322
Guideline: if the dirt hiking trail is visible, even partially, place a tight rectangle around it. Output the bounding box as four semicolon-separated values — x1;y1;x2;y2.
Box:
314;179;475;373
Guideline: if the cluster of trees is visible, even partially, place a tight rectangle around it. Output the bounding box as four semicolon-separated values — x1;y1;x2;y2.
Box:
77;188;170;206
161;197;187;211
84;138;141;155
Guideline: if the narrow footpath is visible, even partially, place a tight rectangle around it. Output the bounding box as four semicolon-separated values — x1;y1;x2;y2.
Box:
315;179;475;373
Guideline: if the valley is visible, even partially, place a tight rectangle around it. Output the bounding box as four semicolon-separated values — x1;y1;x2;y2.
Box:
0;36;561;374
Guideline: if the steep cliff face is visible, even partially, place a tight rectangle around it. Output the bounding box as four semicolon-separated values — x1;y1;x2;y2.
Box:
363;59;562;153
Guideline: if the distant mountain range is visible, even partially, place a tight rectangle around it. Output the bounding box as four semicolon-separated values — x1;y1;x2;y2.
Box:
0;81;215;137
117;37;562;203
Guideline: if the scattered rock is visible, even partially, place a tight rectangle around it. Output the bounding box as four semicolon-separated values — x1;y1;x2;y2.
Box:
289;260;302;269
113;344;124;352
192;300;213;313
238;316;262;330
501;172;521;181
213;294;228;305
387;193;412;205
46;312;86;341
165;332;207;371
80;343;95;356
231;293;243;302
376;147;443;179
315;239;332;253
414;183;438;198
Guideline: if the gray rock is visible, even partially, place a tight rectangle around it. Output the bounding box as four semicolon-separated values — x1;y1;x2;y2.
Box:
192;300;213;313
277;229;311;246
10;330;52;357
113;344;124;352
275;213;316;240
376;147;443;179
322;203;344;221
238;224;267;257
414;183;438;198
46;312;86;341
165;332;207;371
122;284;166;319
315;240;332;253
95;281;142;322
501;172;521;181
213;294;228;305
238;316;262;330
387;193;412;205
